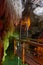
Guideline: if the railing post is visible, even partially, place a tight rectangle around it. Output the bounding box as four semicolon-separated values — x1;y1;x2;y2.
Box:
22;42;25;64
14;40;17;55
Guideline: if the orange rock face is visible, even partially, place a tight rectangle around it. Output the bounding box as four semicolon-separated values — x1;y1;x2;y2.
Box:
0;20;3;30
0;0;5;17
0;39;4;64
38;36;43;43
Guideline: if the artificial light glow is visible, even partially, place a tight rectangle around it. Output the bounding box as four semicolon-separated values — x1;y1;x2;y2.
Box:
21;17;31;28
26;17;31;28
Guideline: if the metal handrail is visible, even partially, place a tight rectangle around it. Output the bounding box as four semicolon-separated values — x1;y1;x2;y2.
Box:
14;38;43;47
